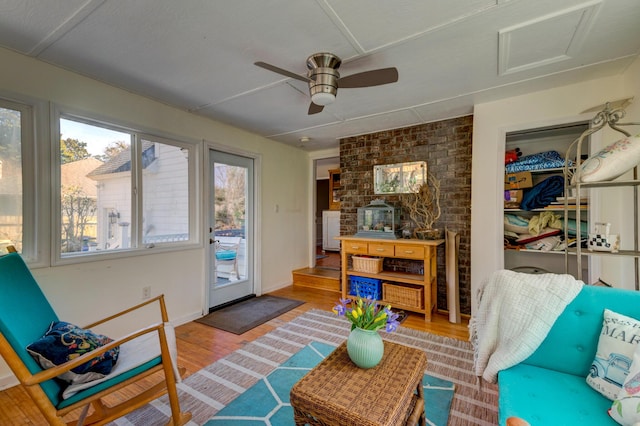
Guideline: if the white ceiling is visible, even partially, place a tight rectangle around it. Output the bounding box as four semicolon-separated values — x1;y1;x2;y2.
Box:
1;0;639;151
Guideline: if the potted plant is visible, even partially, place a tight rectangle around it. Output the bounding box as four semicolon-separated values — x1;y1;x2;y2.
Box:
333;297;400;368
400;171;442;239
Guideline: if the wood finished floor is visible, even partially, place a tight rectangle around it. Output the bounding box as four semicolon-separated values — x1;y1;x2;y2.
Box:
0;285;469;424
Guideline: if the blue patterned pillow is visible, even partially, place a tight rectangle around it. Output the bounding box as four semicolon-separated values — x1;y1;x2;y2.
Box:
27;321;120;384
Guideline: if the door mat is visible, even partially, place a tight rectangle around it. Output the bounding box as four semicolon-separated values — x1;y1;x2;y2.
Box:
195;295;304;334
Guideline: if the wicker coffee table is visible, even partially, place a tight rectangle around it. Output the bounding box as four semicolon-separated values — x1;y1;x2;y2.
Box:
290;341;428;426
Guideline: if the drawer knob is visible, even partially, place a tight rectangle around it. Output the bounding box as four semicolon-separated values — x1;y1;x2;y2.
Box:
404;250;414;254
351;246;360;249
376;248;385;252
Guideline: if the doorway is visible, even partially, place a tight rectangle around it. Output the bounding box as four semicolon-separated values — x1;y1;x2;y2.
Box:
209;149;254;309
314;157;340;269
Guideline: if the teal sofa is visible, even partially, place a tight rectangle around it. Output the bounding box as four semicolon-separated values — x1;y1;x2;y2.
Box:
498;285;640;425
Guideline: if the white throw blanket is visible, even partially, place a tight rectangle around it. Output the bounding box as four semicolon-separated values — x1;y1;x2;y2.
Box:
469;270;583;383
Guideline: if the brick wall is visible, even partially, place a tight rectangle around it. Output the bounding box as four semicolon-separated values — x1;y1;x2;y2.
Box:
339;115;473;314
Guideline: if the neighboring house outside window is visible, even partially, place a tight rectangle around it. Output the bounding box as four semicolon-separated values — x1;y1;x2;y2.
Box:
60;157;101;253
57;115;195;260
85;140;189;252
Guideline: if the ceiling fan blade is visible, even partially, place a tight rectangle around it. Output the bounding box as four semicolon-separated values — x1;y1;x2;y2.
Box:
254;61;311;83
308;102;324;115
338;67;398;88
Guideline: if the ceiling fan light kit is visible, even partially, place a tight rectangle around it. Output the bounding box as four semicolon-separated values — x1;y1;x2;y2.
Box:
255;52;398;115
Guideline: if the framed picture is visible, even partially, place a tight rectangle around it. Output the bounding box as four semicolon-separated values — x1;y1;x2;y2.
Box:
373;161;426;194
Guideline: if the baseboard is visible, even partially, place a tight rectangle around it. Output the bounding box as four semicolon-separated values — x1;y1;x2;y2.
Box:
436;308;471;320
172;310;206;327
0;374;18;391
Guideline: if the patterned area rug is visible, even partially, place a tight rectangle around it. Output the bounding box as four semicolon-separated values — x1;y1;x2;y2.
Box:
114;309;498;426
204;341;454;425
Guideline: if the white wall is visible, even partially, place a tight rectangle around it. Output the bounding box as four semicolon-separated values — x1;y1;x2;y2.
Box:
0;47;309;387
471;57;640;312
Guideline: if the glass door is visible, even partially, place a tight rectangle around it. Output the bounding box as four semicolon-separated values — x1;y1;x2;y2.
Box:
209;149;254;309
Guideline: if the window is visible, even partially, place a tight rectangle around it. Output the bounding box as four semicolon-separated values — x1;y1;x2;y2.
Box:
141;138;190;246
0;100;34;257
58;116;195;259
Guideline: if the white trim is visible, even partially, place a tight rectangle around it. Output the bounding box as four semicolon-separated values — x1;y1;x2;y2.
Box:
0;94;49;266
49;105;202;266
202;139;262;314
308;148;340;267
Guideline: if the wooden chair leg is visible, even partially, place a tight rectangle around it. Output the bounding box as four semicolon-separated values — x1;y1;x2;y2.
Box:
160;340;192;425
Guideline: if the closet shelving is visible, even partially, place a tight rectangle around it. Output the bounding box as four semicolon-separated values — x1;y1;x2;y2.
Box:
504;123;589;275
564;102;640;290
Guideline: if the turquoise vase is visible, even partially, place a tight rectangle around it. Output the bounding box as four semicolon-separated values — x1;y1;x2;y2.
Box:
346;327;384;369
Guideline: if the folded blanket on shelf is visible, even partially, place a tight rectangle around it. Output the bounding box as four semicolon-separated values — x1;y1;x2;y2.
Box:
520;175;564;210
505;150;572;173
528;211;562;235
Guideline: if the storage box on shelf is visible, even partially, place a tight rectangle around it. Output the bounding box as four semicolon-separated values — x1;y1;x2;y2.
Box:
352;256;383;273
348;276;383;300
337;236;444;322
383;282;424;310
504;171;533;190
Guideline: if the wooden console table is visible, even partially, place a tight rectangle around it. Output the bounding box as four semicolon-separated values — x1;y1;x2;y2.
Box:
337;236;444;322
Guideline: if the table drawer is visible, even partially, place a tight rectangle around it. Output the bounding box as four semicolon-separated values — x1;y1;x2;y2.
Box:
394;244;425;260
368;243;394;256
343;240;368;254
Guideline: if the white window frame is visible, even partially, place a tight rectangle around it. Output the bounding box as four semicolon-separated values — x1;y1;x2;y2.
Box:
53;107;200;265
0;96;45;264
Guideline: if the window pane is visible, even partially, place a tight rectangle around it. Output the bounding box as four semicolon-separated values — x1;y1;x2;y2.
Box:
142;139;189;245
214;163;246;233
60;118;131;255
0;107;22;253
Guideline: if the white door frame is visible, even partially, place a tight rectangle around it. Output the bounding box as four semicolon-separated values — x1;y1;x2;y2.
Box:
308;149;340;267
203;141;262;314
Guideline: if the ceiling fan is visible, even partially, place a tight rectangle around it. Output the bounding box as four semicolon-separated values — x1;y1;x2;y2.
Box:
254;52;398;115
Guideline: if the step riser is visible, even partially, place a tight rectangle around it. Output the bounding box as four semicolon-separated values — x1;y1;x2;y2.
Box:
292;271;340;292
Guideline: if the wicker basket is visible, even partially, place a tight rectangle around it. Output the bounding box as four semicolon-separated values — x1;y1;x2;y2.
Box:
383;283;424;309
352;256;383;273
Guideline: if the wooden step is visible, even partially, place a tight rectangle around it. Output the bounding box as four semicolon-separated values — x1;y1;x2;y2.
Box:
292;267;341;293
